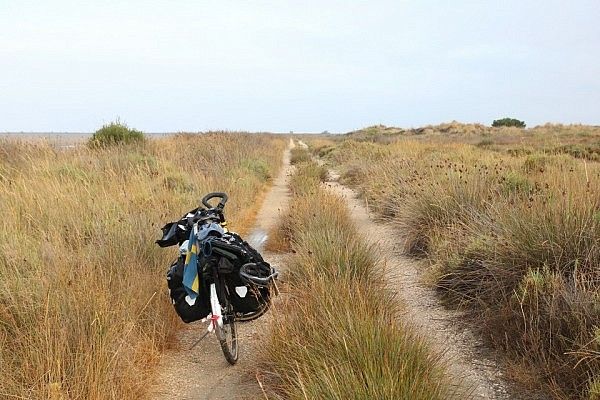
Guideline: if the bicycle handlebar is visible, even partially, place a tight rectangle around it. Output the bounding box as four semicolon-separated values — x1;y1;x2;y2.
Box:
239;263;278;287
201;192;228;210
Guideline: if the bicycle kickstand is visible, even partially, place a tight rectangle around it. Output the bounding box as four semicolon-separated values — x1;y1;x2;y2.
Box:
189;316;216;350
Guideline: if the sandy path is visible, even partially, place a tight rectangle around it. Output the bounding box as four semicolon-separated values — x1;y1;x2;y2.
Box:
150;139;294;400
324;174;546;400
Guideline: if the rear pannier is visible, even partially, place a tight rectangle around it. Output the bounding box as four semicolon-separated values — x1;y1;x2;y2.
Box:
166;256;211;323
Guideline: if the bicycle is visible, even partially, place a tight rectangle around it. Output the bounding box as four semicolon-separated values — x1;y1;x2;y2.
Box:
180;192;277;365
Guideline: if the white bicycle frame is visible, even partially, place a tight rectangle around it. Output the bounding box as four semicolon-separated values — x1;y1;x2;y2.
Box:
208;283;224;332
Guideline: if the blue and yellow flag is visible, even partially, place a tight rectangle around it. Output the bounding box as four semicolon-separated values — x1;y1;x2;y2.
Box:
182;229;200;301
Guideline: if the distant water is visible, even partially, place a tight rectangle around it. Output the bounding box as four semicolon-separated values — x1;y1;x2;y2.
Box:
0;132;176;137
0;132;177;147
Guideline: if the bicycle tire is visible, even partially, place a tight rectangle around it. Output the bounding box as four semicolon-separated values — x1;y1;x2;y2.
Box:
236;300;271;322
215;275;238;365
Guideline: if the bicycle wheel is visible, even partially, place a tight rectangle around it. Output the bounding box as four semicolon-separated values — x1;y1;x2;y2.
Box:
215;276;238;365
236;298;271;322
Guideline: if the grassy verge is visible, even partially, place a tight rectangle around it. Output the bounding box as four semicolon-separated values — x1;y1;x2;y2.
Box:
260;154;456;399
0;133;285;399
319;135;600;399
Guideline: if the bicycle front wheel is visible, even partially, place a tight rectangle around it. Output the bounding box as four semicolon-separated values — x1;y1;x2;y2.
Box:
215;277;238;365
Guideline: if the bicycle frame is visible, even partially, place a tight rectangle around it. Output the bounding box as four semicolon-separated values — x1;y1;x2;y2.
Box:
186;230;238;363
208;283;223;331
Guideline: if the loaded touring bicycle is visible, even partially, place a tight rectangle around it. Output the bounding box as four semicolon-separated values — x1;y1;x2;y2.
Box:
156;192;278;364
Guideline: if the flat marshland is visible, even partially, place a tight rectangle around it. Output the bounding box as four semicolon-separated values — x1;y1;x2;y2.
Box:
311;123;600;399
0;133;285;399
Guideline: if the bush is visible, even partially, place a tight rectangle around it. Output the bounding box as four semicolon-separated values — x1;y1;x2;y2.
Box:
88;121;145;147
290;147;311;164
492;118;526;128
241;158;272;182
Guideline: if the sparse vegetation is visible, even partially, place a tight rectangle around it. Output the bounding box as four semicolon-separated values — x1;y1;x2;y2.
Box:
261;151;457;399
318;125;600;399
0;133;285;399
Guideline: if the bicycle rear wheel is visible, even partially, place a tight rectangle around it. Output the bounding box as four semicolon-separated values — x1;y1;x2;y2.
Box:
215;276;238;365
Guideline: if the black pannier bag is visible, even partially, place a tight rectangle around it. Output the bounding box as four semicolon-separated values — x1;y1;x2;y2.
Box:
208;233;272;317
166;256;211;323
227;270;271;315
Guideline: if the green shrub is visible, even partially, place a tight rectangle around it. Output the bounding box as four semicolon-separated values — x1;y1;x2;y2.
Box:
88;121;145;148
552;143;600;161
241;158;272;182
492;118;526;128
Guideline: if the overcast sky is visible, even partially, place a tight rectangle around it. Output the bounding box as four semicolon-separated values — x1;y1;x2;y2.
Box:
1;1;599;132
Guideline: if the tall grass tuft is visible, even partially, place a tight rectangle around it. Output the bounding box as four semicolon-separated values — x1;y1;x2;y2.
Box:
289;147;312;165
0;133;285;399
261;157;456;399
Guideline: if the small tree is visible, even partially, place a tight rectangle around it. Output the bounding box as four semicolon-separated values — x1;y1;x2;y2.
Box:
492;118;526;128
88;120;145;148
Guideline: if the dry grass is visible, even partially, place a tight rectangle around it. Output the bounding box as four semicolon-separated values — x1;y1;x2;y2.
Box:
264;160;328;253
289;147;311;165
319;132;600;399
346;121;600;139
305;138;336;158
260;156;457;399
0;133;285;399
344;123;600;162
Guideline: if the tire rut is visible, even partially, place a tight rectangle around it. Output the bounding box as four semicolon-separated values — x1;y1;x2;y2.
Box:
324;173;547;400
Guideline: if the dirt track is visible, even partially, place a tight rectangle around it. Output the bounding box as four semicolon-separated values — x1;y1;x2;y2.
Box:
324;173;546;400
150;140;294;400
